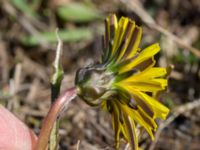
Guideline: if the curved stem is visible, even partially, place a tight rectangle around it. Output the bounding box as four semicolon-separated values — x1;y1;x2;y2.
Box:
35;87;77;150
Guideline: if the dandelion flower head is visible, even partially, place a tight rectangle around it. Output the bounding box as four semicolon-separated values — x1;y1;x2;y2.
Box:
75;14;170;149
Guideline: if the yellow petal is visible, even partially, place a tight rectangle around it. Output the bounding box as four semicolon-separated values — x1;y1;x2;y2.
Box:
102;14;118;61
114;75;168;94
112;17;129;57
127;67;167;81
150;79;168;88
111;103;121;148
119;43;160;73
137;106;157;130
126;26;142;59
133;57;155;71
122;113;138;150
116;20;136;62
132;91;170;119
115;80;166;93
133;95;154;118
121;104;155;140
109;14;118;40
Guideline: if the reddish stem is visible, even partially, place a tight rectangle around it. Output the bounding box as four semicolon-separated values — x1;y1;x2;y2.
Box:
35;87;77;150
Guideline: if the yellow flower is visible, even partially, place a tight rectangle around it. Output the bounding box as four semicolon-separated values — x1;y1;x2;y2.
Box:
75;14;170;150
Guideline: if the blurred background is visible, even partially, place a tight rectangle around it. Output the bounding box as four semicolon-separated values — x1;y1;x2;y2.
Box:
0;0;200;149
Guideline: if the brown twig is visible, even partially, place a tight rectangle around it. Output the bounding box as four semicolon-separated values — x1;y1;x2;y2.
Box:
7;63;22;111
0;42;9;82
120;0;200;58
76;140;81;150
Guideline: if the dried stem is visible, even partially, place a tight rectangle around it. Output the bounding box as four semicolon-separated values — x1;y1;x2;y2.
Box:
35;87;77;150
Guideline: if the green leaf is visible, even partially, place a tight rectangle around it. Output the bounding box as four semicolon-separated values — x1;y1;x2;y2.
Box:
10;0;38;17
21;28;93;46
56;2;103;22
50;32;64;150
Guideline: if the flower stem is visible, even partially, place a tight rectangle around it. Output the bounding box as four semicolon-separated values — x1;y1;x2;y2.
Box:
35;87;77;150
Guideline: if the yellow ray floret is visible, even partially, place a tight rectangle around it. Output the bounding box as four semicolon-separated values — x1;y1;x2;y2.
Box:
120;103;155;140
126;67;167;80
119;43;160;73
132;91;169;119
111;17;129;56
